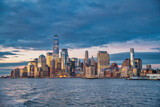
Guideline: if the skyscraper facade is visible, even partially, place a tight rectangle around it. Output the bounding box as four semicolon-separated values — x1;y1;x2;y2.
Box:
61;48;68;70
85;56;96;78
46;52;53;67
27;61;37;77
135;58;142;70
53;35;59;60
130;48;135;68
38;54;46;68
83;50;90;74
97;51;110;77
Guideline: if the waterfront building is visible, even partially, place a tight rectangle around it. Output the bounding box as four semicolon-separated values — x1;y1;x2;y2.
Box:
146;74;160;80
72;58;78;67
120;59;131;78
20;66;27;77
10;70;14;78
33;58;38;77
27;61;38;77
120;66;130;78
50;59;55;78
46;52;53;67
43;65;50;77
105;69;113;78
110;63;120;78
146;65;152;70
105;63;120;78
85;50;89;64
122;58;131;68
85;56;96;78
13;68;20;78
133;68;138;76
83;50;90;74
55;58;61;72
140;69;148;76
130;48;135;68
61;48;68;70
134;58;142;76
135;58;142;70
97;51;110;77
38;54;46;68
53;34;59;60
70;60;76;72
110;63;119;70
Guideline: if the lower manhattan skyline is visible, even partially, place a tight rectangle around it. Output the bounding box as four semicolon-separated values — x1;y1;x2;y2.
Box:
1;0;160;107
0;0;160;76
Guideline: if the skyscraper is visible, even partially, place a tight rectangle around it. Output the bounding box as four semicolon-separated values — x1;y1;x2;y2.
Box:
27;61;37;77
85;50;89;64
135;58;142;70
97;51;110;77
85;56;96;78
46;52;53;67
122;58;131;68
130;48;135;68
38;54;46;68
72;58;78;67
61;48;68;70
53;34;59;60
83;50;90;73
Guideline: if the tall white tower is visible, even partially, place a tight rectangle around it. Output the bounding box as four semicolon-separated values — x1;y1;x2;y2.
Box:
130;48;135;68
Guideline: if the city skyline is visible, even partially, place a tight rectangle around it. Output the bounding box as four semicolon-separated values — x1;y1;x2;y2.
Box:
0;0;160;76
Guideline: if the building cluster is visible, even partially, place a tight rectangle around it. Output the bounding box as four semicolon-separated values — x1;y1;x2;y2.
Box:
10;34;160;79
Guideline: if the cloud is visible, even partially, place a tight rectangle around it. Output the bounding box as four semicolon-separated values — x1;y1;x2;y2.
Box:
0;61;28;76
0;0;160;50
151;48;160;51
0;61;28;67
110;52;160;65
0;51;17;59
11;50;19;52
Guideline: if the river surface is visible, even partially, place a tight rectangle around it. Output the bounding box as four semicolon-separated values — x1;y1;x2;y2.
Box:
0;78;160;107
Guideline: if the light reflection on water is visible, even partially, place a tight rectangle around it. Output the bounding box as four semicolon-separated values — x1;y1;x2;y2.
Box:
0;78;160;107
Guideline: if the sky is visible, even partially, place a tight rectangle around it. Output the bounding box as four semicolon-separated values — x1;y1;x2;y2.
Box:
0;0;160;76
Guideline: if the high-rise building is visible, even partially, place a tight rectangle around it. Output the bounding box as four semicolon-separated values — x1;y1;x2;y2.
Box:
20;66;27;77
85;50;89;64
13;68;20;78
130;48;135;68
27;61;37;77
122;59;131;68
85;56;96;78
135;58;142;70
46;52;53;67
50;59;55;78
72;58;78;67
97;51;110;77
61;48;68;70
53;34;59;60
38;54;46;68
55;58;61;72
83;50;90;73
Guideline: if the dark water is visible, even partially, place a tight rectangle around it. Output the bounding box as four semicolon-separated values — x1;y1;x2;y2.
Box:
0;78;160;107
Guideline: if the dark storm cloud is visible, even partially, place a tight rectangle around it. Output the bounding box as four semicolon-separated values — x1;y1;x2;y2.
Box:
0;0;160;50
0;61;28;76
151;48;160;51
11;50;19;52
110;52;160;65
0;61;28;67
0;51;17;59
